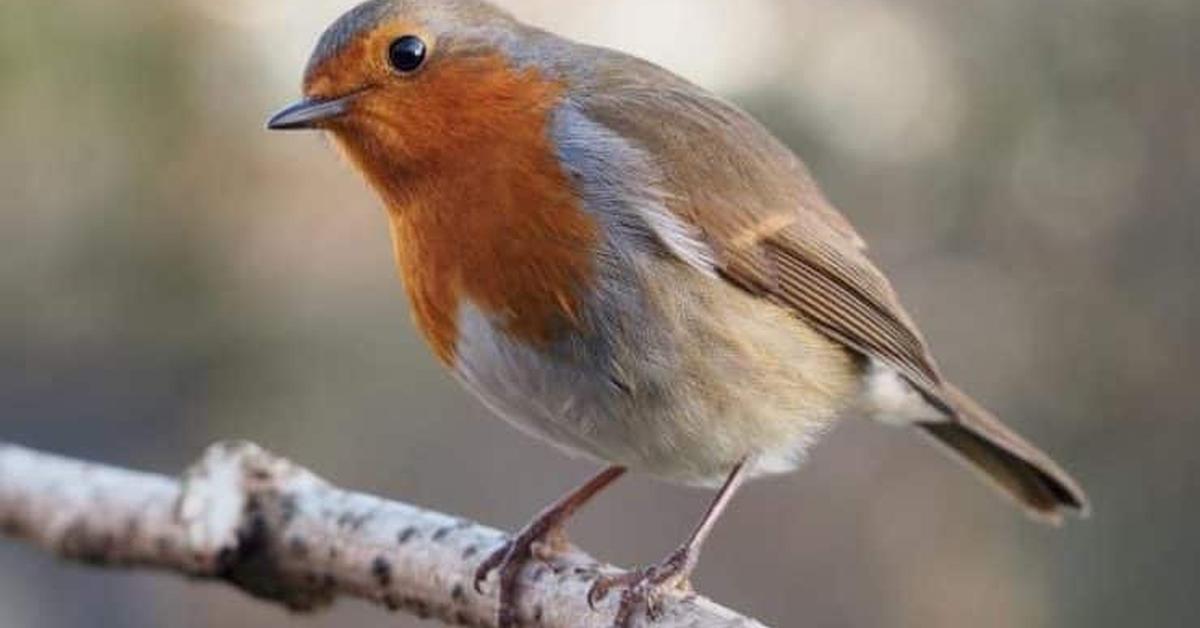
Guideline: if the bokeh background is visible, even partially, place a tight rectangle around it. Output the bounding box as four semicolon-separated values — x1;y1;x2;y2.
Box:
2;0;1197;626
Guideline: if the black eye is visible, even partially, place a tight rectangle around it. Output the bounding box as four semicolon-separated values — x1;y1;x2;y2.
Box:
388;35;427;73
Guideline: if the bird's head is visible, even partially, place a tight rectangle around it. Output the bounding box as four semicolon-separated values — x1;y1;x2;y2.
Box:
268;0;568;198
267;1;601;361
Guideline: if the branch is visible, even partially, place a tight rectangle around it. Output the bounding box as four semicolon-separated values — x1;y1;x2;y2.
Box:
0;441;767;627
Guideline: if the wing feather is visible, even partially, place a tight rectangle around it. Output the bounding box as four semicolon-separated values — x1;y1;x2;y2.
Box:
575;63;948;406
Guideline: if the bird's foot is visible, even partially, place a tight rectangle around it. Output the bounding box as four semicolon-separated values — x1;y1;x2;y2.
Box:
474;522;569;627
474;467;627;627
588;547;695;627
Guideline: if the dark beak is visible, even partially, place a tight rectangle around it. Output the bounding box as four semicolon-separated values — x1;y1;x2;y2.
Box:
266;94;358;131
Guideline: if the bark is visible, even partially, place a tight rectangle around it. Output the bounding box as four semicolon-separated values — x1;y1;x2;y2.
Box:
0;441;767;628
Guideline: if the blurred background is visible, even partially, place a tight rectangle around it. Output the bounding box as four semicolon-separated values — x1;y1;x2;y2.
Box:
1;0;1197;626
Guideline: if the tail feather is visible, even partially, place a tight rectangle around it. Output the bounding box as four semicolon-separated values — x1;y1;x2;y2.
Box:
920;384;1089;524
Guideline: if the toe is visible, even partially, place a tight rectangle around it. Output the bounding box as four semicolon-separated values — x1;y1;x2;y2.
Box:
588;569;643;610
612;588;641;628
587;577;611;609
497;604;520;628
496;555;530;628
595;557;696;627
473;540;511;593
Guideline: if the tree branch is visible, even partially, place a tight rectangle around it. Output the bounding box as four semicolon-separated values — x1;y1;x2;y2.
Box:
0;441;767;627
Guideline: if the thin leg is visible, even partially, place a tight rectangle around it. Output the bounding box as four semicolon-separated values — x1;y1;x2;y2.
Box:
475;465;626;628
589;458;752;627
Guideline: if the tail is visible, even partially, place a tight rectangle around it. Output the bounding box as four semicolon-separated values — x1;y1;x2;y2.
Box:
919;384;1090;525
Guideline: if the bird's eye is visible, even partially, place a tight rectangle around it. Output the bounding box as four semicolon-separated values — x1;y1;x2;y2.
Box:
388;35;427;73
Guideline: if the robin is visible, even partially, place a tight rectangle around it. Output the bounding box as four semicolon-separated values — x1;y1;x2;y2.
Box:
267;1;1089;625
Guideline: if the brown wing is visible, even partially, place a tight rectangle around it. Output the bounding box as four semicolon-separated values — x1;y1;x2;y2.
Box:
577;70;949;408
571;56;1088;519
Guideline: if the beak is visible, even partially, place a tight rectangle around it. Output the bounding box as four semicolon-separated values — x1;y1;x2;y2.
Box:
266;93;358;131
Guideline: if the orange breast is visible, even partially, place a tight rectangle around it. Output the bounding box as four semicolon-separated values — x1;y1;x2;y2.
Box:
332;54;598;364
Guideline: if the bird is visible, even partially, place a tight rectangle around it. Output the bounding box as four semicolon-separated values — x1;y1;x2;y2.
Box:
267;1;1089;625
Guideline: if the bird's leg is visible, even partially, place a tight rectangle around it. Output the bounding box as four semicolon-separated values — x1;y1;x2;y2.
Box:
588;459;751;628
475;465;626;627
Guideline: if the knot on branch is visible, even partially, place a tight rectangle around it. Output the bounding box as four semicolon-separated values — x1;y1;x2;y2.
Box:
177;441;336;610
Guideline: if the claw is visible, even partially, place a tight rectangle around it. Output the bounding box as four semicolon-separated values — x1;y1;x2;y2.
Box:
587;579;606;610
473;538;512;594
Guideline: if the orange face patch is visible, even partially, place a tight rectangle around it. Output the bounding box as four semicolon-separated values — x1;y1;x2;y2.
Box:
309;42;597;364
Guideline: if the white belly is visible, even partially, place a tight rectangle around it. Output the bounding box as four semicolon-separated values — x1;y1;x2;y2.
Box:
451;257;861;486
